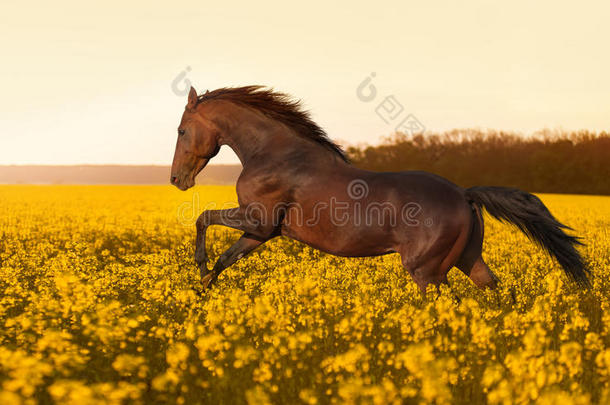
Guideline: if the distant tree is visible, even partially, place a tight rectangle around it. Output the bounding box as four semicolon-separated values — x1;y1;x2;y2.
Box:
347;129;610;195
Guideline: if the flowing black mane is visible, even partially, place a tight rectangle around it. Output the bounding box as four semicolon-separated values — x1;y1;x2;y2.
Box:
197;86;348;162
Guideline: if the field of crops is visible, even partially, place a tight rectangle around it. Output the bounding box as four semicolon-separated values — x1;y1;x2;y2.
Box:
0;185;609;404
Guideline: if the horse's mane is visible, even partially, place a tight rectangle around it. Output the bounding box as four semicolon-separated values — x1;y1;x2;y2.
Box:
197;86;348;162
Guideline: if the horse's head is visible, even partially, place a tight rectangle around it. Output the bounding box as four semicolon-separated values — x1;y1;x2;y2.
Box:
170;87;221;190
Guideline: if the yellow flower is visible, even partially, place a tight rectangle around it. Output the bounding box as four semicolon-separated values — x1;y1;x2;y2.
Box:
1;186;608;404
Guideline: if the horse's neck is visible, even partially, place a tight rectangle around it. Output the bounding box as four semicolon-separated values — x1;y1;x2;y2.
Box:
214;103;343;169
221;128;275;167
219;112;301;166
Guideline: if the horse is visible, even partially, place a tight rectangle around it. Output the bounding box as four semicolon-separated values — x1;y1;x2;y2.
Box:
170;85;589;292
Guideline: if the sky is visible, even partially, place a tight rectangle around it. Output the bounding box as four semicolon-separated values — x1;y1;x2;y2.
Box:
1;0;609;165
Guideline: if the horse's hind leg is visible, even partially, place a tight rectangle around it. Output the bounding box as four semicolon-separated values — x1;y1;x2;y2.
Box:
454;203;498;289
402;224;470;294
403;255;449;294
458;257;499;289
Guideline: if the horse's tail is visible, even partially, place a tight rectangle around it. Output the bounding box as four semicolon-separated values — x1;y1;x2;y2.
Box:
465;186;590;287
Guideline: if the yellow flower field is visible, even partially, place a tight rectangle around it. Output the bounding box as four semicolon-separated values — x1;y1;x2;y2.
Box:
0;185;609;404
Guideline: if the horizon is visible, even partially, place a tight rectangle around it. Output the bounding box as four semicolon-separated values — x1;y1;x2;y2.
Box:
1;126;607;167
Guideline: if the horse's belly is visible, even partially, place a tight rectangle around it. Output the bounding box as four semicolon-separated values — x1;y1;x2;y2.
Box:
280;221;396;257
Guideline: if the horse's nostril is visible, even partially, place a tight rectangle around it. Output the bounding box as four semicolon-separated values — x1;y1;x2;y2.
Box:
171;176;178;184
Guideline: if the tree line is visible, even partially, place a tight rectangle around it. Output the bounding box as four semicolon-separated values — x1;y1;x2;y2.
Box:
346;129;610;195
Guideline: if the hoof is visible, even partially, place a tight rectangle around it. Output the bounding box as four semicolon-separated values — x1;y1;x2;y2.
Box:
201;272;217;290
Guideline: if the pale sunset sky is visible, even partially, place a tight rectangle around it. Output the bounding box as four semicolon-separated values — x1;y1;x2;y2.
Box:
1;0;608;165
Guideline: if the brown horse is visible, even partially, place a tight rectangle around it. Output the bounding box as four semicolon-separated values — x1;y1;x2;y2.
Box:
170;86;589;291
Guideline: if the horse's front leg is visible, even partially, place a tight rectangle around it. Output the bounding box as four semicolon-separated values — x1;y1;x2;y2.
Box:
201;233;268;289
195;209;239;277
194;211;214;277
195;207;276;283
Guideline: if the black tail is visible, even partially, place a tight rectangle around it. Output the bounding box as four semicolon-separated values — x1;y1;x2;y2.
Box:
465;186;589;287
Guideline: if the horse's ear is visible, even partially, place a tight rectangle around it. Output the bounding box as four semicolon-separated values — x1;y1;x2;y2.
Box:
187;86;198;109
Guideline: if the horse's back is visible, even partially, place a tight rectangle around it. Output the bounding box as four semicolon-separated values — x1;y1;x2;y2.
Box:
368;170;468;208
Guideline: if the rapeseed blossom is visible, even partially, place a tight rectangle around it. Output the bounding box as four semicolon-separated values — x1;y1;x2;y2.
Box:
0;186;608;404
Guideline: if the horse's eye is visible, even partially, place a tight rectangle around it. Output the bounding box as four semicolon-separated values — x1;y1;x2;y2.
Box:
178;129;185;136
